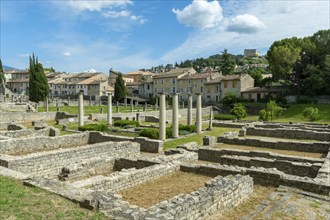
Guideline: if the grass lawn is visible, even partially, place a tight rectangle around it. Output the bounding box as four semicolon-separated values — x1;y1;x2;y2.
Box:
163;126;240;150
38;106;154;115
0;176;109;220
242;104;330;124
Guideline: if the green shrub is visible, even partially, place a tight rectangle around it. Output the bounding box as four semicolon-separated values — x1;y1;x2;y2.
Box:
222;91;239;106
139;128;159;139
214;114;237;120
230;103;247;119
113;120;140;128
258;101;284;121
166;127;173;138
78;123;109;132
178;124;197;133
303;107;319;121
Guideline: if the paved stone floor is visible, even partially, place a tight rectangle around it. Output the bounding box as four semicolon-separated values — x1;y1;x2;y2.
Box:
242;186;330;220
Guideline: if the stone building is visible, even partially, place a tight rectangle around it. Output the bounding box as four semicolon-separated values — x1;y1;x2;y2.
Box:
124;70;154;82
244;49;259;57
204;74;254;103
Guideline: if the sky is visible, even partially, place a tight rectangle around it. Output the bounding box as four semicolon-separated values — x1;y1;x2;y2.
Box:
1;0;329;74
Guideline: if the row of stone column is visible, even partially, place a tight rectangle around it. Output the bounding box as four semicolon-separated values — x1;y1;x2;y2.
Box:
158;93;202;141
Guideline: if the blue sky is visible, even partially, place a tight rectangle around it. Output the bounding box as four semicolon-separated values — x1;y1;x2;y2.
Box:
1;0;329;74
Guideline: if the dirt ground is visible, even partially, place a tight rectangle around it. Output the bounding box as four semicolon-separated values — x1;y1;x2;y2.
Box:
213;143;325;158
119;171;213;208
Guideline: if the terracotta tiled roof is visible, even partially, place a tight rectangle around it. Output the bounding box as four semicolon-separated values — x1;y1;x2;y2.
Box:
153;68;195;79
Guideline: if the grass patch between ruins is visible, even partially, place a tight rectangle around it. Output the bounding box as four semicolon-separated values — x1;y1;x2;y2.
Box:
119;171;213;208
0;176;109;220
163;127;240;150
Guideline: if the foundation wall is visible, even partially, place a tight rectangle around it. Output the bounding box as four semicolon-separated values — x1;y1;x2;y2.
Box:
217;136;329;153
246;127;330;142
1;141;140;176
0;127;60;139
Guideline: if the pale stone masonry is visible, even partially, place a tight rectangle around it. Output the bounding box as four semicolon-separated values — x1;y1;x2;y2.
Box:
159;93;166;140
172;93;179;138
78;92;84;126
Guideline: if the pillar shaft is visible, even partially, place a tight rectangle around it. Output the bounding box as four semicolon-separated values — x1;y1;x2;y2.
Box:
172;93;179;138
196;93;202;133
67;96;70;106
130;99;133;112
107;93;112;126
209;107;213;131
159;93;166;141
187;94;192;125
45;97;49;113
78;92;84;126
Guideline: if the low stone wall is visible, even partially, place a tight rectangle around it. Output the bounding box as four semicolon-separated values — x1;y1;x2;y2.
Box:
246;126;330;142
217;136;329;153
113;158;159;170
1;141;140;176
213;121;247;128
181;164;330;195
89;132;163;153
199;148;322;178
72;163;180;192
59;157;116;182
0;111;75;123
25;173;253;220
0;133;90;155
0;126;60;139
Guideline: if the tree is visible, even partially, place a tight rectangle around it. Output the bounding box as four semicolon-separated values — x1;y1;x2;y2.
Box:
230;103;247;119
0;59;5;95
114;73;126;102
222;91;239;106
219;49;235;75
29;54;49;102
303;107;319;121
258;100;284;121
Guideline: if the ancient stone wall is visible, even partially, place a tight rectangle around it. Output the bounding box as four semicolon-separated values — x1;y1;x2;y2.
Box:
0;126;60;139
0;112;57;123
217;136;329;153
199;148;322;177
1;141;140;176
246;126;330;142
0;133;90;155
73;163;180;192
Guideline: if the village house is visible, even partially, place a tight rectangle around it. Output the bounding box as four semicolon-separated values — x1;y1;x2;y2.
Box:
204;74;254;103
108;69;134;86
125;70;154;82
152;67;196;96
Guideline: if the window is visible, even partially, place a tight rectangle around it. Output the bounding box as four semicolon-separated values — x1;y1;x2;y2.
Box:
172;87;176;93
161;79;164;84
172;78;176;84
188;79;191;84
179;88;183;93
216;86;219;92
161;87;164;92
147;85;150;90
194;84;197;88
232;81;236;88
224;82;227;88
201;79;203;83
200;86;203;93
248;94;252;99
154;88;158;93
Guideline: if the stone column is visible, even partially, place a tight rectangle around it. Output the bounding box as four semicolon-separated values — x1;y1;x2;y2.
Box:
159;93;166;141
130;99;133;112
98;95;102;106
136;100;139;107
136;113;140;122
45;97;49;113
107;92;112;126
208;107;213;131
67;96;70;106
187;94;192;126
143;102;147;111
196;93;202;134
116;101;119;113
78;92;84;127
182;101;185;109
89;95;92;106
124;96;127;107
172;93;179;138
11;95;14;103
100;108;104;114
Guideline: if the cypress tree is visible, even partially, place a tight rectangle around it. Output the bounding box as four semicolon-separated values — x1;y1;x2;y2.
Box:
114;73;126;102
29;54;49;102
0;59;5;95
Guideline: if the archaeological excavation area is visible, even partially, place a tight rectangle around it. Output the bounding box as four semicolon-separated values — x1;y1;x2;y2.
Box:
0;107;330;219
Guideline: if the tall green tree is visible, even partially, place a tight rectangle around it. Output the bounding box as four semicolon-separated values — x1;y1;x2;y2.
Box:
29;54;49;102
0;59;6;95
219;49;235;75
114;73;126;102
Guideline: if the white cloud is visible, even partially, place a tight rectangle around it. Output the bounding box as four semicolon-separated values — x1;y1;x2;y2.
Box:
65;0;132;12
163;1;329;63
227;14;265;34
18;53;30;58
84;68;97;73
172;0;223;29
63;52;71;56
102;10;130;18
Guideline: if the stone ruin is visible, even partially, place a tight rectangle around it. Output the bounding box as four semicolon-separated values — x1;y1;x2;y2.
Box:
0;104;329;219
